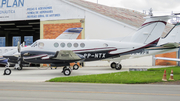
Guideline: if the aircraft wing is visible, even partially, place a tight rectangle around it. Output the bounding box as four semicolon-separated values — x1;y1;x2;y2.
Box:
154;57;180;62
47;50;84;61
0;58;8;65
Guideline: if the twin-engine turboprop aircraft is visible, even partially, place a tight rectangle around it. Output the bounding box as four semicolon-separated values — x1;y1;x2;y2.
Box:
3;15;175;76
2;27;83;70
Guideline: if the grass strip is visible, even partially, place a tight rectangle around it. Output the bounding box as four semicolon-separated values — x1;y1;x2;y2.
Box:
48;66;180;84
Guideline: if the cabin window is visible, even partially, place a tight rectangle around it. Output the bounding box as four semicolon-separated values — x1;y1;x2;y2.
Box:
80;43;85;48
67;43;72;48
60;43;65;48
54;42;59;48
74;43;78;48
38;42;44;49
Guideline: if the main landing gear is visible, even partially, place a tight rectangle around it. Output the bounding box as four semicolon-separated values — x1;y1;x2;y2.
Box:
62;66;72;76
110;62;122;70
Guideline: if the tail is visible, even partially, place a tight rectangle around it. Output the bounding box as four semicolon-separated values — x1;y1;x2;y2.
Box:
157;23;180;45
131;15;175;44
56;28;83;39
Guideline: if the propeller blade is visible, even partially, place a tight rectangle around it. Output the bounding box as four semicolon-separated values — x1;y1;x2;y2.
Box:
22;42;25;47
17;41;20;53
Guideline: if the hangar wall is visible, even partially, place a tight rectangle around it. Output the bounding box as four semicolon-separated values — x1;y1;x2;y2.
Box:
84;11;137;39
40;19;85;39
155;52;177;65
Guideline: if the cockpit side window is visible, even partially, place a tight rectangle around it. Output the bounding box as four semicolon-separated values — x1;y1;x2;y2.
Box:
31;42;37;47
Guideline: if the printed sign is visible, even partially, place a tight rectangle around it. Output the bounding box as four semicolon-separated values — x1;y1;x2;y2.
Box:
0;0;85;21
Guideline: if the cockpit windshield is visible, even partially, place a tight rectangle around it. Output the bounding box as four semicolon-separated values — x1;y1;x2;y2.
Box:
31;41;37;47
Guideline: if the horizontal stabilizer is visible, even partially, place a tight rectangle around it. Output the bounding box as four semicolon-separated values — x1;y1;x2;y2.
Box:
147;42;180;50
154;57;180;62
56;28;83;39
161;42;179;48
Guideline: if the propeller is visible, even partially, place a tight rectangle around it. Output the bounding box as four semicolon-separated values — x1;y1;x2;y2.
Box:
17;41;25;70
14;41;24;57
17;41;21;53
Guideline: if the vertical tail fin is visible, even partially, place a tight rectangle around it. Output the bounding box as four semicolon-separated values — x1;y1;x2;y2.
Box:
56;28;83;39
131;15;175;44
157;23;180;45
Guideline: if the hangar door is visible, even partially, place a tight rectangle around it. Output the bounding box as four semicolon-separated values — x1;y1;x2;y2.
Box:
0;19;40;46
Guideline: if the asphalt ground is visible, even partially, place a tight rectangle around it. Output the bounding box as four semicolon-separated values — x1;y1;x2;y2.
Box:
0;82;179;101
0;66;165;82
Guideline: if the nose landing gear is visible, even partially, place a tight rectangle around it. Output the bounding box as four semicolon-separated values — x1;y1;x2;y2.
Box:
3;63;11;75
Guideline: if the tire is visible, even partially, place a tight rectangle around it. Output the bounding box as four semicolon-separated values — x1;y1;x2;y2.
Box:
110;62;116;69
4;68;11;75
63;68;71;76
73;64;79;70
63;66;67;71
115;64;122;70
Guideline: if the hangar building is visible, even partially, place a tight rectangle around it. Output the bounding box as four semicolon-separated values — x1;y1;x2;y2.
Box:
0;0;176;66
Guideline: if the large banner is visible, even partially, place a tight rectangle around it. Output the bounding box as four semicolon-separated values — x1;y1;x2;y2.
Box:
0;0;85;21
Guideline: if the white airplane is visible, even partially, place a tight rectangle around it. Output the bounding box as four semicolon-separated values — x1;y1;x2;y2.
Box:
3;15;175;76
2;27;83;70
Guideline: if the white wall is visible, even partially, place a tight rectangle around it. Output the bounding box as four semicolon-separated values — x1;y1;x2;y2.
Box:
84;11;136;39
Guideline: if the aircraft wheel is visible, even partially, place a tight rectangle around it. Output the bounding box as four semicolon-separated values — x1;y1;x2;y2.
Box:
115;64;122;70
4;68;11;75
63;68;71;76
110;62;116;69
73;64;79;70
